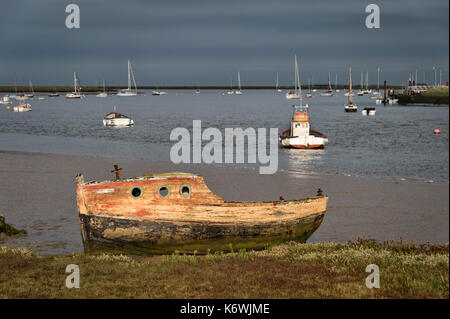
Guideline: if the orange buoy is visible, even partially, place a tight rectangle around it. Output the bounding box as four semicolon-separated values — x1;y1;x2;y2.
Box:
434;129;440;134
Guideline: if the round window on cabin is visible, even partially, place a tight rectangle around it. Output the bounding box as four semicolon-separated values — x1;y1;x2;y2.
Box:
158;186;170;198
180;185;191;198
130;187;142;198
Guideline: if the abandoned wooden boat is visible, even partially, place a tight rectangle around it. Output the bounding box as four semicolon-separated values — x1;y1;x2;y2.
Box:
76;170;328;254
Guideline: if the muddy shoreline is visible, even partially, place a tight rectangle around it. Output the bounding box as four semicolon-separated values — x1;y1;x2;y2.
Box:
0;149;448;255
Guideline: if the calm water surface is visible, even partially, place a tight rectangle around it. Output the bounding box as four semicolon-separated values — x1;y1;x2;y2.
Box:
0;90;448;182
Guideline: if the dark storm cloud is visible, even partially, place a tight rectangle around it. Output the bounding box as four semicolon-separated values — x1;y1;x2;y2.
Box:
0;0;448;86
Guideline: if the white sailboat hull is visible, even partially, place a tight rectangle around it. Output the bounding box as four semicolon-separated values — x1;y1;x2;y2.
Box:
66;93;84;99
285;92;300;99
103;118;134;127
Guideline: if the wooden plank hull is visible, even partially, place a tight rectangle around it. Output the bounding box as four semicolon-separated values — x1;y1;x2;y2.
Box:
76;173;328;254
79;210;325;254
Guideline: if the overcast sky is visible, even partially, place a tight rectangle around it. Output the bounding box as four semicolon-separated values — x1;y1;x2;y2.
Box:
0;0;448;86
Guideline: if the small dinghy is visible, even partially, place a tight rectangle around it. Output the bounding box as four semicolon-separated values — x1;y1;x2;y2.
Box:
13;102;32;112
103;105;134;127
76;169;328;254
362;107;376;116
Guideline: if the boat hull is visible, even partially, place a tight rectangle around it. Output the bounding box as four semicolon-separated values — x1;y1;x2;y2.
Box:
79;208;325;255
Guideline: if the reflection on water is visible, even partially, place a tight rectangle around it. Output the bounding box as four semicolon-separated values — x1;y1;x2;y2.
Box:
281;148;327;176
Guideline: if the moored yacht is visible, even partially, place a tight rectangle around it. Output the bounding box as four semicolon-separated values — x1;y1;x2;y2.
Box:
320;73;333;97
117;60;138;96
344;68;358;112
66;72;85;99
103;105;134;127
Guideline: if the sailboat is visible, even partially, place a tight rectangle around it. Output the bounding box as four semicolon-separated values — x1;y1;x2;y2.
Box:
66;72;85;99
117;60;138;96
286;56;301;100
344;68;358;112
276;72;282;92
103;105;134;127
371;67;382;99
235;71;243;95
96;80;108;98
320;73;333;96
226;78;234;95
357;71;364;96
280;56;328;149
363;71;371;94
48;83;60;97
25;81;34;98
305;78;313;98
335;74;340;93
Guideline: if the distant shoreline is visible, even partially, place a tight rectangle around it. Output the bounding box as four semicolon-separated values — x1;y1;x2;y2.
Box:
0;85;401;93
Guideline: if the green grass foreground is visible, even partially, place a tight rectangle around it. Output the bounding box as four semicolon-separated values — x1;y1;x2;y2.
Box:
0;239;448;298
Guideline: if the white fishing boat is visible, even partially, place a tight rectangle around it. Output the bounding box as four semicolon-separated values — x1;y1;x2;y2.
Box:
66;72;85;99
344;68;358;112
103;105;134;127
362;107;376;116
235;71;243;95
96;80;108;98
286;56;301;100
320;73;333;97
280;56;328;149
13;102;32;112
276;72;282;92
117;60;138;97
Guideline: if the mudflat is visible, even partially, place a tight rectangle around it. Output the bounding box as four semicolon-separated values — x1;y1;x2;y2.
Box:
0;150;448;255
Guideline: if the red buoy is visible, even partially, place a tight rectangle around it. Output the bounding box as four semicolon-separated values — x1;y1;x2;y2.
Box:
434;129;440;134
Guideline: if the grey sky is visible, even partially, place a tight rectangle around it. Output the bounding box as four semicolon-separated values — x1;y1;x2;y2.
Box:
0;0;448;86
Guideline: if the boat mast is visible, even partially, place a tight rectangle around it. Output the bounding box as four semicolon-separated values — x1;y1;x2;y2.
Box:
29;80;34;94
360;71;363;89
328;72;331;90
295;55;302;107
349;68;352;104
276;72;279;91
127;60;131;91
238;71;241;90
377;67;380;90
73;72;77;93
366;71;369;90
335;73;338;90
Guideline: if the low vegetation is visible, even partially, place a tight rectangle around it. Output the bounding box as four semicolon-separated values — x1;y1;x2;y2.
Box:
0;239;448;298
0;215;26;238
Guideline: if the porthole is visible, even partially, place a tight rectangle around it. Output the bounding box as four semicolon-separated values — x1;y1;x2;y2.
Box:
158;186;170;198
180;185;191;198
130;186;142;198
